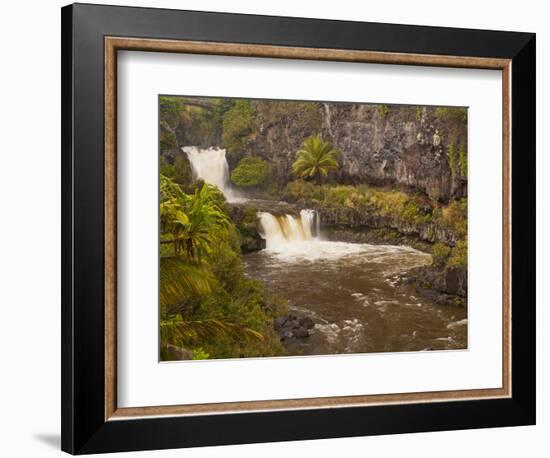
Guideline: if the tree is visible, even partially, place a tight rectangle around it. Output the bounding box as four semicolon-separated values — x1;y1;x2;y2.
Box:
160;175;229;260
159;175;263;357
292;134;339;198
159;96;184;151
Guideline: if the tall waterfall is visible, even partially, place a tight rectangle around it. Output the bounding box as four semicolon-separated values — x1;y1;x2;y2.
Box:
182;146;242;202
323;103;333;138
258;209;320;248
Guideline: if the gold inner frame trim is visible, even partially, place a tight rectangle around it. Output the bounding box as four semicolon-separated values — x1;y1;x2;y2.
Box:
104;36;512;421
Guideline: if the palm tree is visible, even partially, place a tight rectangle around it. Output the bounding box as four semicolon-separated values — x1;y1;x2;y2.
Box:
292;134;339;199
160;176;230;259
159;175;263;358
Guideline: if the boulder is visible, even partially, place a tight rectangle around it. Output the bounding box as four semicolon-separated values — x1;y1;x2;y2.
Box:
164;344;194;361
299;317;315;330
294;327;310;338
273;316;288;330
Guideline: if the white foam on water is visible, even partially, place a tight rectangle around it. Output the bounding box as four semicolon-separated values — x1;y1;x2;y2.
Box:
257;210;432;265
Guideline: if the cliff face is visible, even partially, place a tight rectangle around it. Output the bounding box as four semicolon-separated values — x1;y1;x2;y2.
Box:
245;103;467;202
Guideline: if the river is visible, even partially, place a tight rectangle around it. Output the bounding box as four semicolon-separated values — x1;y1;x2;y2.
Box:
183;145;467;356
244;212;467;356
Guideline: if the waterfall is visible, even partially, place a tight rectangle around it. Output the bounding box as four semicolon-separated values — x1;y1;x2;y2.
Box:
300;209;316;239
182;146;242;202
258;210;320;248
323;103;333;138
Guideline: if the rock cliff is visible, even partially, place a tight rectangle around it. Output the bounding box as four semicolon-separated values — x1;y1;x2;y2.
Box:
245;103;467;202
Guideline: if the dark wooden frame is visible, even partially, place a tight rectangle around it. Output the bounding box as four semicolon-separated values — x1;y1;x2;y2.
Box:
62;3;536;454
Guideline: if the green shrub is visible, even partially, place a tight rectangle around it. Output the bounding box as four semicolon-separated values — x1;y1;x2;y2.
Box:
427;186;441;204
285;180;320;202
378;104;390;117
439;198;467;238
401;200;422;223
230;157;272;188
192;347;210;360
432;242;451;266
449;239;467;267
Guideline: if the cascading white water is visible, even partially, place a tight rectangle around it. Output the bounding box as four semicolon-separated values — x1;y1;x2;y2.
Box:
257;210;319;249
300;209;316;240
182;146;243;202
323;103;333;138
256;210;431;264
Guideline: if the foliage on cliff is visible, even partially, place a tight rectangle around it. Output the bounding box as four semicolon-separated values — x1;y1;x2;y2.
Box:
160;96;468;201
285;179;467;269
222;100;256;155
230;156;272;188
292;135;339;184
159;175;286;360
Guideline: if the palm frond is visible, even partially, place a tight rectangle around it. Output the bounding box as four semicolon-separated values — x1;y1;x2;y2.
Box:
292;134;339;182
160;257;216;306
160;318;264;348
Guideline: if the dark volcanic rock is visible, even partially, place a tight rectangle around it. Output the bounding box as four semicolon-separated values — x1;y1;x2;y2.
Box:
163;344;194;361
274;314;313;341
294;327;310;338
273;316;288;329
299;317;315;330
243;104;467;202
404;264;467;305
227;205;266;253
319;208;458;246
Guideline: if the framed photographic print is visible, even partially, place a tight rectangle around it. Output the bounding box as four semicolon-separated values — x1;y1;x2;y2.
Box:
61;3;536;454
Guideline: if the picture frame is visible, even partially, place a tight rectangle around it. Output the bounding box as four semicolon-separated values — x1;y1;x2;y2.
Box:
61;3;536;454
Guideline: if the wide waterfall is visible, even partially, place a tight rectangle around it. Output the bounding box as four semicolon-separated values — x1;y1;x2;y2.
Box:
257;209;319;247
182;146;243;202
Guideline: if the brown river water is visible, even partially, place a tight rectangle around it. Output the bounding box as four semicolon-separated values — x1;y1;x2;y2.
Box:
244;211;467;356
181;147;467;357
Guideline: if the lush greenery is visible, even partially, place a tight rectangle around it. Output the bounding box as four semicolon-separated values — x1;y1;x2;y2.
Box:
159;175;286;360
160;155;192;188
285;181;432;225
159;96;184;151
292;135;339;184
285;180;467;268
432;242;451;266
230;157;272;189
158;95;468;328
222;100;256;155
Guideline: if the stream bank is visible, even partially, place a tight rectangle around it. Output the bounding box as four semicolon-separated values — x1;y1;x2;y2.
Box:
229;199;467;307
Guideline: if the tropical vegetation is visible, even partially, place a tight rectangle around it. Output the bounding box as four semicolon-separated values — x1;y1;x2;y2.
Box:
292;135;339;183
159;174;286;360
157;95;469;360
230;156;272;189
